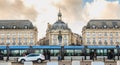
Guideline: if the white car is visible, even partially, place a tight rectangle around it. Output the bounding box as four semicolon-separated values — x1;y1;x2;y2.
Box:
18;53;45;63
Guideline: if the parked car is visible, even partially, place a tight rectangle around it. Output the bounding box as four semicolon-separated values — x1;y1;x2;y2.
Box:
18;53;45;63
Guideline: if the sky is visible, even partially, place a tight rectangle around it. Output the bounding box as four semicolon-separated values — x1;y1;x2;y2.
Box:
0;0;120;40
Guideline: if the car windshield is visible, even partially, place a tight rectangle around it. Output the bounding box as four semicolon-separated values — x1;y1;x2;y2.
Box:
27;53;39;57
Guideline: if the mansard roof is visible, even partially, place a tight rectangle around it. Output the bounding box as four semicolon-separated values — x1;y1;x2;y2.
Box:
0;20;34;29
86;19;120;29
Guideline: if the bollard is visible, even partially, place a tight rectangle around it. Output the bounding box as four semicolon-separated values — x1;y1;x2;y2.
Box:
47;61;58;65
0;62;11;65
71;57;72;62
91;61;104;65
82;57;83;62
103;57;105;62
93;57;94;61
114;57;115;62
24;62;33;65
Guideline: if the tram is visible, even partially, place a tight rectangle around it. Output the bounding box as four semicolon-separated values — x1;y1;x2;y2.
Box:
0;45;119;60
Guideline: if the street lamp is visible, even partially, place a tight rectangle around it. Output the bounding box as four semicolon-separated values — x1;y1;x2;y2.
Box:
84;45;87;60
6;44;10;62
116;45;119;60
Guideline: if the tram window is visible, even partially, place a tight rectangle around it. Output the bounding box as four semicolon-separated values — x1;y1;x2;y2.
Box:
34;50;40;53
54;50;59;56
3;50;7;56
20;50;27;56
11;50;20;56
50;50;59;56
114;49;117;55
103;49;107;56
34;49;43;54
75;50;82;56
66;50;74;56
50;50;54;56
92;49;94;52
0;50;4;55
97;49;103;56
86;49;90;56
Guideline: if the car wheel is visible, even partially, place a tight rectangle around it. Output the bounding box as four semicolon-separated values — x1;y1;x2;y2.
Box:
20;59;25;63
37;59;42;63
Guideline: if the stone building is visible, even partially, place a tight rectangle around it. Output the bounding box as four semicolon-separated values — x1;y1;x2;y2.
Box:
39;11;82;46
0;20;37;45
71;33;82;45
82;19;120;45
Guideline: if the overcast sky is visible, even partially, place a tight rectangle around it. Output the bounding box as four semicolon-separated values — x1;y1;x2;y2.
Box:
0;0;120;40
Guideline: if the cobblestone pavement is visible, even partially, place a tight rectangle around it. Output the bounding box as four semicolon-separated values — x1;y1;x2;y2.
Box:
0;60;117;65
12;62;46;65
12;60;71;65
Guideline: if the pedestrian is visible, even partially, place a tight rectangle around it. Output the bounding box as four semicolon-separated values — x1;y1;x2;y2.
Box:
23;52;26;56
58;53;61;61
94;52;97;60
47;51;51;61
6;44;10;62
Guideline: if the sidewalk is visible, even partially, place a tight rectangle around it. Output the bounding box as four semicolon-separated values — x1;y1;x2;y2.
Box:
0;59;118;65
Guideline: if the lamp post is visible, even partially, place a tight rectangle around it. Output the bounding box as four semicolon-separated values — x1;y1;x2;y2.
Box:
6;44;10;62
84;45;87;60
116;45;119;60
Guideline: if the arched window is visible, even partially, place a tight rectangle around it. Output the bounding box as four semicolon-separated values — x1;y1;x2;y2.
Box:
92;25;96;29
104;38;108;45
115;25;118;28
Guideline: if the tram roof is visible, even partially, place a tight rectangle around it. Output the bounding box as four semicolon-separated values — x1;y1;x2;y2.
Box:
0;46;29;50
0;46;61;50
64;46;84;49
87;46;117;49
32;45;61;49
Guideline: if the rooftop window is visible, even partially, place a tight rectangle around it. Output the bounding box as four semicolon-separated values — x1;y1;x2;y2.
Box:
115;25;118;28
13;25;16;29
92;25;96;29
104;25;107;28
25;25;28;29
2;25;4;29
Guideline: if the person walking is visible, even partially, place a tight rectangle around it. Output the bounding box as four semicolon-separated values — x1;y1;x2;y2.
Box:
6;44;10;62
58;53;61;61
94;52;97;60
47;51;51;61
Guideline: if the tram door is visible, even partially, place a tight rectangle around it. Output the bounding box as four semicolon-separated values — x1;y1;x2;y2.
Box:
107;49;114;59
90;49;96;60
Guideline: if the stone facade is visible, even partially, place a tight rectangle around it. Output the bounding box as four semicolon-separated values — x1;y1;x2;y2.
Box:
38;11;82;46
0;20;37;45
82;20;120;45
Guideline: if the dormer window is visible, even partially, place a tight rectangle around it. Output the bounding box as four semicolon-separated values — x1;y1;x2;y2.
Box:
104;25;107;28
25;25;28;29
115;25;118;28
13;25;16;29
2;25;4;29
92;25;96;29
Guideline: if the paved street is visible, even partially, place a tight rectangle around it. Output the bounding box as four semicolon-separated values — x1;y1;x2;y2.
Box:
0;60;118;65
11;60;71;65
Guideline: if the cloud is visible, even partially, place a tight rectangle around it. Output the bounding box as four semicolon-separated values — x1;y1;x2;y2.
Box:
52;0;83;22
51;0;120;36
0;0;120;39
100;1;120;19
0;0;37;21
84;0;120;20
